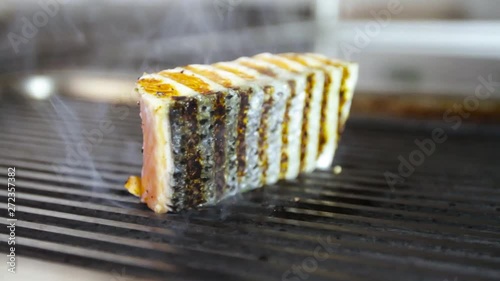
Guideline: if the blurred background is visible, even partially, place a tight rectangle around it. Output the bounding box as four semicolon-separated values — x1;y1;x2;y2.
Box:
1;0;499;115
0;0;500;109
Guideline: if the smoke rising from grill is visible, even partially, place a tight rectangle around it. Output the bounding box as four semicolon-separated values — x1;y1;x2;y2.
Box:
0;0;314;213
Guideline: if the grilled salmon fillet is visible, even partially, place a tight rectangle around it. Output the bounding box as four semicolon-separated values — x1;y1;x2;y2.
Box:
125;53;358;213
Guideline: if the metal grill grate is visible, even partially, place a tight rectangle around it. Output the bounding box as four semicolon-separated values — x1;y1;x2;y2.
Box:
1;97;500;281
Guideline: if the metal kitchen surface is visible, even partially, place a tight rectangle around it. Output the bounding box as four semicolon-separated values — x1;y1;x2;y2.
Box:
1;97;500;281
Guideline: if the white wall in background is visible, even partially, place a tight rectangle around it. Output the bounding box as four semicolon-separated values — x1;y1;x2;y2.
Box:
339;0;500;20
314;0;500;96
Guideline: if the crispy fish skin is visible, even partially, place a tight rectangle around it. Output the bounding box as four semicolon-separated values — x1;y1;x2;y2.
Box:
214;61;271;191
220;88;241;196
211;62;289;187
161;70;215;209
261;81;289;185
315;66;342;169
240;84;264;190
127;53;357;213
237;56;307;180
253;53;325;174
279;53;343;169
134;73;200;213
164;68;240;207
183;65;241;197
183;65;248;197
305;53;359;136
171;95;206;209
281;77;306;179
299;69;325;173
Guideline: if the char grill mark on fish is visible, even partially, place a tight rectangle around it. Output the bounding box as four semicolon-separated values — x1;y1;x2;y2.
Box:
213;91;226;199
318;71;331;156
280;80;295;178
304;53;359;138
183;98;204;208
169;96;189;210
258;86;274;185
236;88;250;185
183;65;242;196
300;73;315;171
278;53;343;169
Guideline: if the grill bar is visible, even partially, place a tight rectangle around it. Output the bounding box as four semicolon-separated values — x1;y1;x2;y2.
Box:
1;98;500;281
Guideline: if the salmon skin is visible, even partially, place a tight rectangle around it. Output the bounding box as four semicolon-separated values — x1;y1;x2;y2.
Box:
125;53;358;213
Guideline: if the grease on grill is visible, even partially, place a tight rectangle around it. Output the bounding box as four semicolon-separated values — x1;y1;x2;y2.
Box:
124;176;142;197
3;96;500;281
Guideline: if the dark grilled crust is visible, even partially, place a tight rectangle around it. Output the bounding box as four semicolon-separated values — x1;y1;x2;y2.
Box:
280;80;296;178
338;67;351;135
299;73;315;171
236;88;251;181
169;97;188;210
213;92;226;199
318;70;331;156
169;96;208;211
183;98;204;208
258;86;274;184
